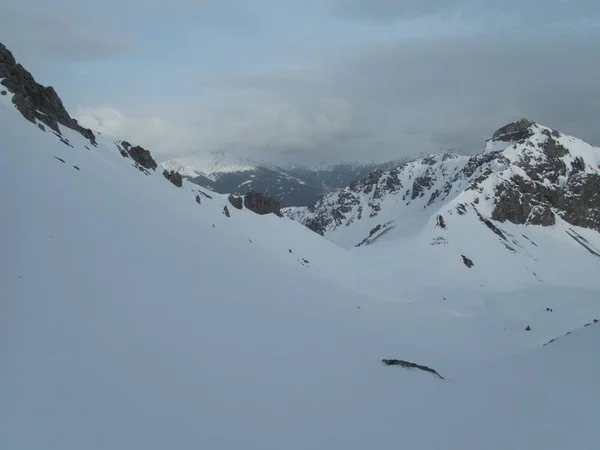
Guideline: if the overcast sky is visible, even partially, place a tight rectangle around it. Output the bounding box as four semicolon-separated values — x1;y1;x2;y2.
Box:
1;0;599;164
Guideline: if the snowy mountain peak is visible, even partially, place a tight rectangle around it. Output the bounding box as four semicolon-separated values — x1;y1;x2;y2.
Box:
161;150;258;180
286;120;600;251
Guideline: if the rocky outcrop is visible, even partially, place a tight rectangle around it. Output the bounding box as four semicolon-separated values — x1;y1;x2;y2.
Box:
492;118;534;142
228;194;243;210
0;42;96;146
163;170;183;187
462;255;474;268
411;175;434;200
492;160;600;232
243;191;282;216
223;205;230;217
381;359;444;379
119;141;157;171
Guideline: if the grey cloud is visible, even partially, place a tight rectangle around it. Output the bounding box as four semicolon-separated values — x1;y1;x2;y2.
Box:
334;0;600;24
192;36;600;164
0;3;135;61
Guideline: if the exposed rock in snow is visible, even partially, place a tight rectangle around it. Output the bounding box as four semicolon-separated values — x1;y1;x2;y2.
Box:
381;359;444;379
228;194;243;210
244;191;282;216
0;43;96;146
163;169;183;188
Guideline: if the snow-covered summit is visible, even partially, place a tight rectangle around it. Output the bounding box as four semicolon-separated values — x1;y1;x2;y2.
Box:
161;150;260;180
286;118;600;250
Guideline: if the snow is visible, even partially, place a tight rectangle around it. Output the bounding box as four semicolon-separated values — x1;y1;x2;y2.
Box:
161;150;259;180
2;98;600;450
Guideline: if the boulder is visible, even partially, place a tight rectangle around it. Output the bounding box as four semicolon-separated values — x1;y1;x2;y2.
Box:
223;205;230;218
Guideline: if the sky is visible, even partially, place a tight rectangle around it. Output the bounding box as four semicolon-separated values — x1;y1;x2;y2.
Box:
1;0;599;165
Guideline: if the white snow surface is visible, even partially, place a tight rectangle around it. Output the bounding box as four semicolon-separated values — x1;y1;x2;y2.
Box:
2;97;600;450
161;150;260;179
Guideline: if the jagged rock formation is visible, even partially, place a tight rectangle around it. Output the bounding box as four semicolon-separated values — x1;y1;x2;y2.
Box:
492;118;535;142
228;194;243;210
223;205;230;218
163;170;183;187
118;141;157;171
0;43;96;146
285;119;600;246
244;191;282;216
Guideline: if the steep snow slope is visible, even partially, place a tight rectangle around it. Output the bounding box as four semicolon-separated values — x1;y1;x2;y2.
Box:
2;71;600;450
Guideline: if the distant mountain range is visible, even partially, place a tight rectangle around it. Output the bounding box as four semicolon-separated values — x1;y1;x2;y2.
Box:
161;151;410;207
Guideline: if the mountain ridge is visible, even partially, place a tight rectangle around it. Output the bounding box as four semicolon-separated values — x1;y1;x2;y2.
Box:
161;151;410;207
285;118;600;251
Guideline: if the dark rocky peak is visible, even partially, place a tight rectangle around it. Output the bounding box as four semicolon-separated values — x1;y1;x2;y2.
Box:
244;191;282;216
0;43;96;146
492;118;535;142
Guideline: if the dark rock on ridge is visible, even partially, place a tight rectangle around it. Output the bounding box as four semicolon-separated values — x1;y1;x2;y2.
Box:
228;194;243;210
163;170;183;187
0;43;96;146
244;191;282;216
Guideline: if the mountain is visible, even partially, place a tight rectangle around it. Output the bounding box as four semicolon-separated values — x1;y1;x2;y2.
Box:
161;153;408;207
287;159;411;190
3;42;600;450
286;118;600;253
161;152;321;207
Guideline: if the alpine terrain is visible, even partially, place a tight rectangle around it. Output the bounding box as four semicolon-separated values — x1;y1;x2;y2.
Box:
161;153;404;207
2;42;600;450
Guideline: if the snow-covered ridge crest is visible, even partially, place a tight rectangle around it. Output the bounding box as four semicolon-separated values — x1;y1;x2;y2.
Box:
161;150;260;180
286;118;600;249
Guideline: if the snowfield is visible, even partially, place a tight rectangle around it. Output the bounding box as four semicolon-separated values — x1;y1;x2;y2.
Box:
1;90;600;449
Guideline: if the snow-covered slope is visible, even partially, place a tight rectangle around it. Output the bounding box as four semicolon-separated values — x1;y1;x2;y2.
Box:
2;44;600;450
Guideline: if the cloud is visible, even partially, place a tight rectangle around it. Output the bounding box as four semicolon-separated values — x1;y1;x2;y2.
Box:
0;2;135;61
77;107;199;158
78;34;600;165
186;36;600;163
334;0;600;24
